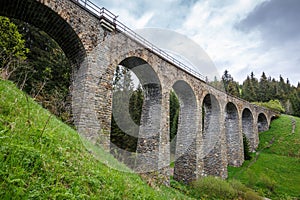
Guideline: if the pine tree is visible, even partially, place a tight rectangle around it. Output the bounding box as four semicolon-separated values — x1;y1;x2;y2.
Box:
258;72;269;102
240;72;299;117
169;90;179;141
243;133;252;160
222;70;232;92
129;84;143;125
277;75;286;101
250;72;259;101
222;70;240;97
210;76;224;91
111;66;139;153
242;76;255;101
227;81;240;97
0;17;29;79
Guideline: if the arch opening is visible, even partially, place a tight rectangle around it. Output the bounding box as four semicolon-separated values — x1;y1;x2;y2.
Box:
202;94;223;176
0;0;86;65
225;102;242;166
258;113;268;132
110;56;162;173
171;80;197;183
242;108;255;151
0;0;88;133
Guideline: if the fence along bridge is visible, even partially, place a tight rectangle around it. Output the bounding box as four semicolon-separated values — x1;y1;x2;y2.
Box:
0;0;277;184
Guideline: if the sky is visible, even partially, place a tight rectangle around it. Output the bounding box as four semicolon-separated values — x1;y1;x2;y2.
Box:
92;0;300;86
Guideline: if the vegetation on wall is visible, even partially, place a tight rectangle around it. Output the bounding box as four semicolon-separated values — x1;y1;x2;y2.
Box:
253;100;285;113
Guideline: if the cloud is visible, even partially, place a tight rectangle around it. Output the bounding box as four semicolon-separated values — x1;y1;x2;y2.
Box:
178;0;266;82
234;0;300;85
92;0;299;85
237;0;300;46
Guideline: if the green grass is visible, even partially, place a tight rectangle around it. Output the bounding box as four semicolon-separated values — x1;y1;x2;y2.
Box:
228;115;300;199
1;79;299;200
0;80;190;199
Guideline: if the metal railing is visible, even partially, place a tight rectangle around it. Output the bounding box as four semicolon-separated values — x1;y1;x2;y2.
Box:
71;0;206;81
70;0;276;114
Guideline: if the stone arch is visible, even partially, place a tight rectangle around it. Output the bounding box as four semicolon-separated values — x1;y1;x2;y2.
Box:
171;80;198;183
242;108;255;151
0;0;93;144
225;102;243;166
0;0;86;65
202;93;224;176
109;56;162;173
258;113;268;132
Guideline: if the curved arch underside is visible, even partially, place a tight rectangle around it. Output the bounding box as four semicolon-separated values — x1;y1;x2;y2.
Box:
242;108;255;151
225;102;242;166
202;94;225;177
118;57;163;173
258;113;268;132
0;0;86;64
172;80;197;183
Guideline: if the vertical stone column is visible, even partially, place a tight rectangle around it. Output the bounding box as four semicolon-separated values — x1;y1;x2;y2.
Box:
135;83;162;175
253;112;259;150
242;109;255;152
202;94;227;178
158;88;170;185
225;103;243;167
72;44;112;151
172;81;198;184
238;111;245;163
219;107;228;179
72;55;101;144
196;105;204;179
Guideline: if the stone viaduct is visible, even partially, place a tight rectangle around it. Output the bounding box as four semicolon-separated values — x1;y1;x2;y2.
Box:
0;0;277;184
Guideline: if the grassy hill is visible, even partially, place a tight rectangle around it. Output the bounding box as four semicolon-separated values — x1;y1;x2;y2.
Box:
1;79;299;199
0;80;190;199
228;115;300;199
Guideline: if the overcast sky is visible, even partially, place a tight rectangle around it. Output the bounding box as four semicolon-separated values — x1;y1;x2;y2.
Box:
93;0;300;86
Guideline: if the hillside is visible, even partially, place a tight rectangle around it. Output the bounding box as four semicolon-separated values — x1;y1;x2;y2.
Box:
228;115;300;199
0;80;189;199
1;79;299;200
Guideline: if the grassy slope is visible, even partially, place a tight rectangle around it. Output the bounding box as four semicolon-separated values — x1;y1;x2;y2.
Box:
228;115;300;199
0;80;190;199
1;79;299;200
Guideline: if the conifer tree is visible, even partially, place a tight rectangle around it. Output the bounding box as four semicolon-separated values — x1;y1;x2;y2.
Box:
0;17;28;79
222;70;240;97
250;72;259;101
258;72;269;102
169;90;179;141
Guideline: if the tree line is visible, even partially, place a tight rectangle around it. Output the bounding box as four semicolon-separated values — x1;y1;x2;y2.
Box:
210;70;300;117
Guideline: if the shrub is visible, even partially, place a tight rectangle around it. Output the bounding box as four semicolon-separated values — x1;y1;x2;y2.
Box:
229;179;263;200
244;190;263;200
191;176;237;199
258;174;277;193
253;99;285;113
243;133;252;160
